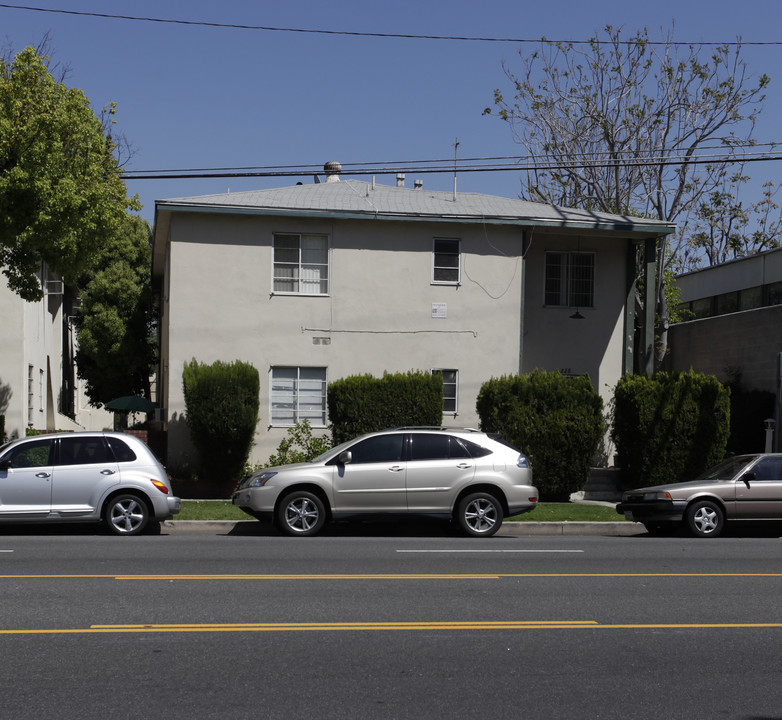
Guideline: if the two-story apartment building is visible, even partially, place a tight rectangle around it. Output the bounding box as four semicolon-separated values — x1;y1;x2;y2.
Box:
152;165;674;469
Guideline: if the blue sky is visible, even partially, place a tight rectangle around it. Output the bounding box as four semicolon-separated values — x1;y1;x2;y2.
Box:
1;1;781;224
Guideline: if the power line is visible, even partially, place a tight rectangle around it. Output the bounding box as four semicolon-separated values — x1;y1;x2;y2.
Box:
121;150;782;181
1;4;780;46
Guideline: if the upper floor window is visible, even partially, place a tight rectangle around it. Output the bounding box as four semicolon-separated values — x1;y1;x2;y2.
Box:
545;252;594;308
270;367;327;426
273;234;329;295
432;238;461;284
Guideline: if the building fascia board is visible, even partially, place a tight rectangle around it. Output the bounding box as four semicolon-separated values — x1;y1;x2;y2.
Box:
154;200;675;238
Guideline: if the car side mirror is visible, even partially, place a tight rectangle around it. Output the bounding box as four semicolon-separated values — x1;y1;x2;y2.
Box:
0;460;10;471
339;451;352;465
741;471;755;488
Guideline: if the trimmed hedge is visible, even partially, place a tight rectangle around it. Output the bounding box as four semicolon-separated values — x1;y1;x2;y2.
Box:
611;370;730;488
182;359;260;492
476;370;604;501
328;371;443;444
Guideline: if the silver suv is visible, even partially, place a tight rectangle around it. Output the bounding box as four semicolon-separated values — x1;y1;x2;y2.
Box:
0;431;181;535
233;427;537;537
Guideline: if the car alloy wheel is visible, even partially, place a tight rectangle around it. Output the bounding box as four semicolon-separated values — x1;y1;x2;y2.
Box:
104;494;149;536
457;492;502;538
685;499;725;538
277;491;326;537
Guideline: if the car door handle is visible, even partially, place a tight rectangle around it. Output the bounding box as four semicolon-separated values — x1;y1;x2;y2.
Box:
100;469;116;475
35;472;51;479
389;466;404;472
456;463;472;469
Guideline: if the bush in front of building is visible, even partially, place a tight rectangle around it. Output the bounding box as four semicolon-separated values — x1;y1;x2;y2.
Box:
328;371;443;444
182;358;260;493
476;370;604;501
611;370;730;488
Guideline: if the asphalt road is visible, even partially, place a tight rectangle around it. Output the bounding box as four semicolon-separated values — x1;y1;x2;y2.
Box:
1;524;782;719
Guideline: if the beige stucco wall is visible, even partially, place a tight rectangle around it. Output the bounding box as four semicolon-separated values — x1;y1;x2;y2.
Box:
667;305;782;393
522;232;630;408
160;211;635;471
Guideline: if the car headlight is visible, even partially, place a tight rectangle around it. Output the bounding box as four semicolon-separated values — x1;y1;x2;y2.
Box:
248;472;277;488
643;491;672;501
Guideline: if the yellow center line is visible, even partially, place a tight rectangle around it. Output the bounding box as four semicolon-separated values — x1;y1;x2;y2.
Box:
1;620;782;635
1;573;782;580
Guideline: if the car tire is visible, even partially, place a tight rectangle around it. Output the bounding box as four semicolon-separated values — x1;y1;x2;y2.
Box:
456;492;502;538
685;500;725;538
104;494;150;536
277;491;326;537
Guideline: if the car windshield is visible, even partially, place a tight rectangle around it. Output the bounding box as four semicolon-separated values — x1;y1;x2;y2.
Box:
696;455;759;481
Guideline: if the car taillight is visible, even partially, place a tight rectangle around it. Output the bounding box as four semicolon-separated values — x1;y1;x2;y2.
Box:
151;479;170;495
529;497;537;503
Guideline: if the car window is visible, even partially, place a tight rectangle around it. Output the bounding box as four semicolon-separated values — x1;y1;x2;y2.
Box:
460;438;492;458
106;437;137;463
410;434;474;461
410;434;451;461
2;438;54;468
58;437;112;466
348;435;404;464
749;456;782;481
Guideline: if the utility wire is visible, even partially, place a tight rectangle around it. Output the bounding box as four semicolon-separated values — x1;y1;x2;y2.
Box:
121;152;782;180
1;4;780;46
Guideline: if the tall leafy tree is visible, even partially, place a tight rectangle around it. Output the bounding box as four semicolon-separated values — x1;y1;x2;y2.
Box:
75;214;156;406
485;26;769;366
0;46;136;300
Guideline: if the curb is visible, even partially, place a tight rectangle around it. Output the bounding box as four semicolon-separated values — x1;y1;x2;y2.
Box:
162;520;644;536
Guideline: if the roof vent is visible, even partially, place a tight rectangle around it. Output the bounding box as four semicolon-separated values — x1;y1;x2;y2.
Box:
396;173;405;188
414;179;423;190
324;161;342;182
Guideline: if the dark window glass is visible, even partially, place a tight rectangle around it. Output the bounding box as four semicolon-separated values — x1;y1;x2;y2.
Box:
433;239;460;283
349;435;404;464
410;434;451;461
749;457;782;481
106;437;137;463
59;437;111;466
448;437;472;459
461;439;493;458
2;438;53;468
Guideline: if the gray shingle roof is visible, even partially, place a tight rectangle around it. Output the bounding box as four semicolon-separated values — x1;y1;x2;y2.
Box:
157;179;675;236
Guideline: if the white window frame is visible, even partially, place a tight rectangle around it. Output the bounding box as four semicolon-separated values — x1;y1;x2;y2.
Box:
270;367;328;427
544;251;595;308
432;369;458;414
432;238;461;285
272;233;330;296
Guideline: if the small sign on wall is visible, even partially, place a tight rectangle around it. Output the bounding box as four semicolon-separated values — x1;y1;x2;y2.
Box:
432;302;447;318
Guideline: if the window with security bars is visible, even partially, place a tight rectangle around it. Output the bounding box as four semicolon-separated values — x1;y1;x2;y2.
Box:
432;238;460;284
270;367;327;426
544;252;594;308
432;369;458;413
273;234;329;294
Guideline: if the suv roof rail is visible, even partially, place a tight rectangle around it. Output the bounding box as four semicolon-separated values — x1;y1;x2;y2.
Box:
384;426;481;433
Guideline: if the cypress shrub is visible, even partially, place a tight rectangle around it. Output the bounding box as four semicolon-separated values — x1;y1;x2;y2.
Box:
328;371;443;444
611;370;730;488
476;370;604;501
0;414;4;442
182;359;260;494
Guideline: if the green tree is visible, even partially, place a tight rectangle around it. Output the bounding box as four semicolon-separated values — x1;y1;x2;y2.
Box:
485;26;769;366
0;46;136;300
75;214;156;405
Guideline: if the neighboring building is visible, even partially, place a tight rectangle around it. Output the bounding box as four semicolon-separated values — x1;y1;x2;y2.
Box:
0;266;112;440
669;247;782;395
152;165;674;470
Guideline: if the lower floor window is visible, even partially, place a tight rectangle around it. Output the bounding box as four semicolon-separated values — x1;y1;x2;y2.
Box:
270;367;327;426
432;369;458;413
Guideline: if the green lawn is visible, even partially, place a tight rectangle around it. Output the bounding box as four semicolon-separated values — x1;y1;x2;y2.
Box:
176;500;624;522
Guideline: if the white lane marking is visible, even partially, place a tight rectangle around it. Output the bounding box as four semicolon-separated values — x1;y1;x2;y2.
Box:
396;549;584;553
0;550;14;553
